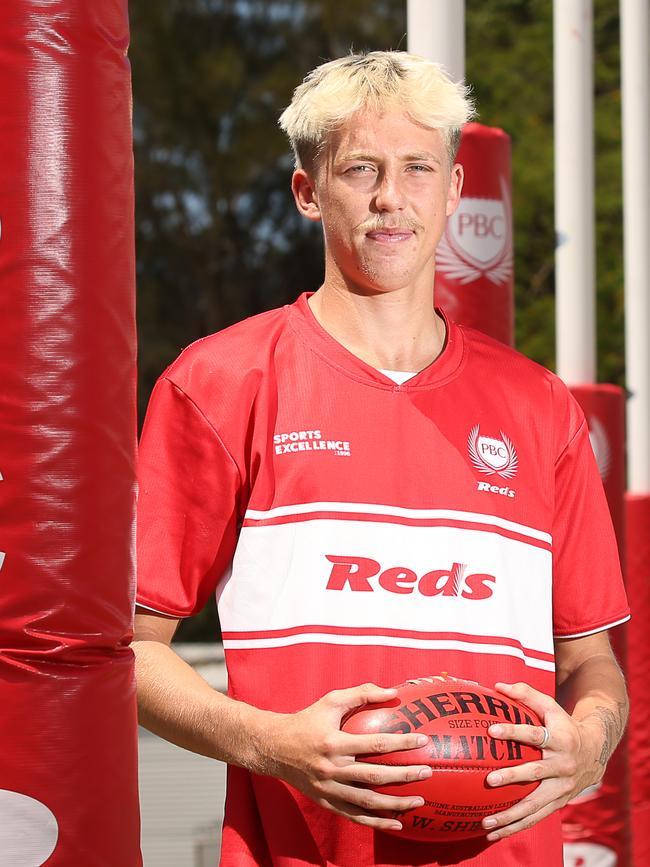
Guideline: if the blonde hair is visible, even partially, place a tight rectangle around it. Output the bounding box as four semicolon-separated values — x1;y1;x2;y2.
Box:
279;50;475;171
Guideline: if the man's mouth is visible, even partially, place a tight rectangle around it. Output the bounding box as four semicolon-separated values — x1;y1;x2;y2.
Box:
365;229;414;243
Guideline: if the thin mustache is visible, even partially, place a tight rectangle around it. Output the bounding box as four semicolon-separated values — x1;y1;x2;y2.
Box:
361;218;423;233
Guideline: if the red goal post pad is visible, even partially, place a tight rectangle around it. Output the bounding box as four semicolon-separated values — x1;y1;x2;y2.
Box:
0;2;141;864
625;492;650;867
560;385;631;867
435;123;514;346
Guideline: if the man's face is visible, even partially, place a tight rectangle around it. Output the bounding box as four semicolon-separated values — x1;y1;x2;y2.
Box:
293;110;463;295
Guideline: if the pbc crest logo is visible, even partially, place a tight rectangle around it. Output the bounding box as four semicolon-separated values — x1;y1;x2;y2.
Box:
468;425;518;480
436;176;513;286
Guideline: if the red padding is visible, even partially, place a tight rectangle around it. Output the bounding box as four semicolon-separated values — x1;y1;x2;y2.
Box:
560;385;631;866
626;493;650;867
435;123;514;346
0;2;140;865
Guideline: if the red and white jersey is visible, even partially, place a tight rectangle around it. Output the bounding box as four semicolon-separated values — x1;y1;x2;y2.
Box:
136;293;629;867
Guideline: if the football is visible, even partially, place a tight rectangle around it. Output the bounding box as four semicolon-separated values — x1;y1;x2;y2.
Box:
342;674;543;842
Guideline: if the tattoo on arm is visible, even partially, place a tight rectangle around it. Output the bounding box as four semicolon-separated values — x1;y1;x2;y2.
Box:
582;699;629;766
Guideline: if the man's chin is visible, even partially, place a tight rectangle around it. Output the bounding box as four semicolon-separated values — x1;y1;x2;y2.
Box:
357;267;420;295
348;282;419;298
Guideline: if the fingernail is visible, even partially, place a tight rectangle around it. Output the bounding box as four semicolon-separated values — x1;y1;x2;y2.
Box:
411;798;425;808
418;767;433;779
489;725;504;736
389;822;402;831
483;818;497;829
416;735;429;746
487;772;502;786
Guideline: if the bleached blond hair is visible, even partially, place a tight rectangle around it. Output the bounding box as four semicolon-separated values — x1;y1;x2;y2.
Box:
279;50;475;171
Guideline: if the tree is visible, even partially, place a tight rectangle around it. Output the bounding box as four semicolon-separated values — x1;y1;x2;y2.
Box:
131;0;406;420
465;0;623;380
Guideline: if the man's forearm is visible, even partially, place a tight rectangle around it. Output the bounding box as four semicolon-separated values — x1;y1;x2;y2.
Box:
132;639;272;769
133;644;434;831
556;651;629;770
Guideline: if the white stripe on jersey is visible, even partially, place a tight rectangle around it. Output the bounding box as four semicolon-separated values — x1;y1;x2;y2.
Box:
556;615;631;639
218;516;555;670
136;600;174;616
244;502;552;545
222;632;555;671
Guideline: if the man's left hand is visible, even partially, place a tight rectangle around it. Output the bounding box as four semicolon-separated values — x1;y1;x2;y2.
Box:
480;681;604;842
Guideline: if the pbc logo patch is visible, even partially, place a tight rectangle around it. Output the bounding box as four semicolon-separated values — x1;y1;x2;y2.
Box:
468;424;518;480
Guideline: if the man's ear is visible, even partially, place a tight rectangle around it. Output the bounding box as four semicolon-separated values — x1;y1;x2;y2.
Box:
291;169;322;223
445;163;464;217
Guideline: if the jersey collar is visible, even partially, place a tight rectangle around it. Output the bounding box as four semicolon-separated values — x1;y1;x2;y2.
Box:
288;292;466;390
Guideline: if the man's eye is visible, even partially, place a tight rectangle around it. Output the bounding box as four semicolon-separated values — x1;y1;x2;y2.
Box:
346;164;373;174
407;164;431;172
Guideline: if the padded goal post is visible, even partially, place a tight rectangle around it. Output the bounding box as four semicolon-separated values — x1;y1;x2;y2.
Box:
561;385;631;867
626;492;650;867
435;123;514;347
0;2;141;864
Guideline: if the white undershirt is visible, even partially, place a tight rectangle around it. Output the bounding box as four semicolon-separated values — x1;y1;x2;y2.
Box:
378;369;418;385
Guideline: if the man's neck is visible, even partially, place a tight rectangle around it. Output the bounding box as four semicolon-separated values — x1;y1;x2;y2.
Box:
308;282;446;373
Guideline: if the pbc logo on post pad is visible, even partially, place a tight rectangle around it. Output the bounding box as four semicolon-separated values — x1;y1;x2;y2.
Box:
468;424;518;480
436;177;513;286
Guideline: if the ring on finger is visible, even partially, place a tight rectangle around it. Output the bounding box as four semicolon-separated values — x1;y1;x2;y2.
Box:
539;726;550;749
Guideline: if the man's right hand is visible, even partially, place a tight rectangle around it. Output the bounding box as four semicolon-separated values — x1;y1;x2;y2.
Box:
132;617;429;832
253;683;432;832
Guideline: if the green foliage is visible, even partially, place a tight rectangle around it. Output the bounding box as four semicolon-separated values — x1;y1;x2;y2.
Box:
130;1;626;640
466;0;556;371
130;0;406;425
465;0;624;382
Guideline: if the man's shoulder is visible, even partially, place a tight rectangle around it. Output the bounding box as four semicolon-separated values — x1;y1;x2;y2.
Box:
460;322;567;394
459;322;585;445
162;303;293;396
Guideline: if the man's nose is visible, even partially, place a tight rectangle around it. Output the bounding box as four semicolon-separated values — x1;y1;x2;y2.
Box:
373;171;406;212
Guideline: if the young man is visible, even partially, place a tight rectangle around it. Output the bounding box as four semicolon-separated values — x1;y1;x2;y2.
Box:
133;52;629;866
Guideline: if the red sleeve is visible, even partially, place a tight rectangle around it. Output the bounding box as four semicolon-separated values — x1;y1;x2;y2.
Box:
552;417;630;637
136;376;241;618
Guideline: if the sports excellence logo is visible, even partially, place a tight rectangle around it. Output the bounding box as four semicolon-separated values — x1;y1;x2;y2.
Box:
468;425;519;482
273;429;351;457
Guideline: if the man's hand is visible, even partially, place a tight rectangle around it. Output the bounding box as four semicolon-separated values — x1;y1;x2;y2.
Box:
480;681;623;841
256;682;432;832
133;623;430;831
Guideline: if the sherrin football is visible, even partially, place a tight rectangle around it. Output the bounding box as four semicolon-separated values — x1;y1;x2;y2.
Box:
342;674;543;842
